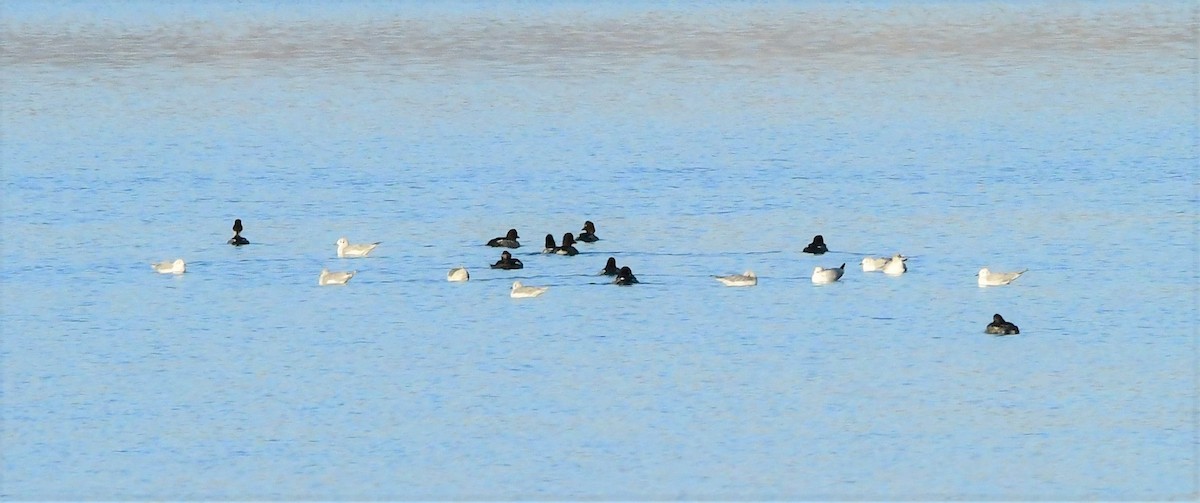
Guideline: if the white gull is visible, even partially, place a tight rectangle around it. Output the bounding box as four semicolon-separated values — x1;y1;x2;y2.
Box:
152;258;186;274
715;270;757;287
510;281;549;298
336;237;381;258
319;268;355;286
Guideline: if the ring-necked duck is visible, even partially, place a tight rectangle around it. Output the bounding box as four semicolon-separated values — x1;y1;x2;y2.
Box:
985;313;1020;335
228;219;250;246
614;266;639;285
555;233;578;256
599;257;620;276
491;250;524;270
803;235;828;254
541;234;559;254
577;221;599;243
487;229;521;248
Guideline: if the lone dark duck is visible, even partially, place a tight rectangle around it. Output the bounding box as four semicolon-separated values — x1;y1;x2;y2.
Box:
803;234;827;254
985;313;1020;335
228;218;250;246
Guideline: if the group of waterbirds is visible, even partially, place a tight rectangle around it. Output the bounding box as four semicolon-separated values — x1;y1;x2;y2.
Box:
152;218;250;274
154;221;1026;333
466;221;637;295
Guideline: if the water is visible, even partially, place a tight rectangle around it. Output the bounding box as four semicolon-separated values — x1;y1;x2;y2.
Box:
2;0;1196;499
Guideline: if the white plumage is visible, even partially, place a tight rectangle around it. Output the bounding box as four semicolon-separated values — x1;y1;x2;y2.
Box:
152;258;186;274
510;281;549;298
715;270;757;287
336;237;380;258
811;263;846;284
977;267;1027;287
447;267;469;282
319;268;355;285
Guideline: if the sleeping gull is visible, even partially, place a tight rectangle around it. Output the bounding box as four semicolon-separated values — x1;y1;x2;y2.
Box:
152;258;186;274
715;270;757;287
882;254;907;276
447;267;469;282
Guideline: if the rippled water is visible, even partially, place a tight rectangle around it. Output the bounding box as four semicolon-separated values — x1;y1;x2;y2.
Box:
2;1;1196;499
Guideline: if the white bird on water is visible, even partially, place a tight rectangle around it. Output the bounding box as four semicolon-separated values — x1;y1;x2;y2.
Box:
715;270;757;287
152;258;186;274
882;254;907;276
861;256;888;272
319;268;355;286
510;281;549;298
977;267;1027;287
336;237;380;258
447;267;469;282
811;263;845;284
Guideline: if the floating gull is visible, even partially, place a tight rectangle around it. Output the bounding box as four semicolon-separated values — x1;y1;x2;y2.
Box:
510;280;548;298
152;258;186;274
336;237;380;258
882;254;907;276
811;263;845;284
319;268;355;286
861;256;888;272
447;267;469;282
715;270;757;287
978;267;1027;287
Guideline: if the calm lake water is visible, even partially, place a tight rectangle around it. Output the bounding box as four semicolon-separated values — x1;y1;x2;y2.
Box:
1;0;1197;499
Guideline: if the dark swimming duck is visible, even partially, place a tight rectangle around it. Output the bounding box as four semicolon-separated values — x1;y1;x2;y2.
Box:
490;250;524;270
487;228;521;248
541;234;559;254
802;234;827;254
614;266;639;286
555;233;578;256
577;220;599;243
599;256;620;276
228;218;250;246
985;313;1020;335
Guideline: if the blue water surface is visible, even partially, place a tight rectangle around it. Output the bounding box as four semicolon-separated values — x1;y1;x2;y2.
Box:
1;0;1196;499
